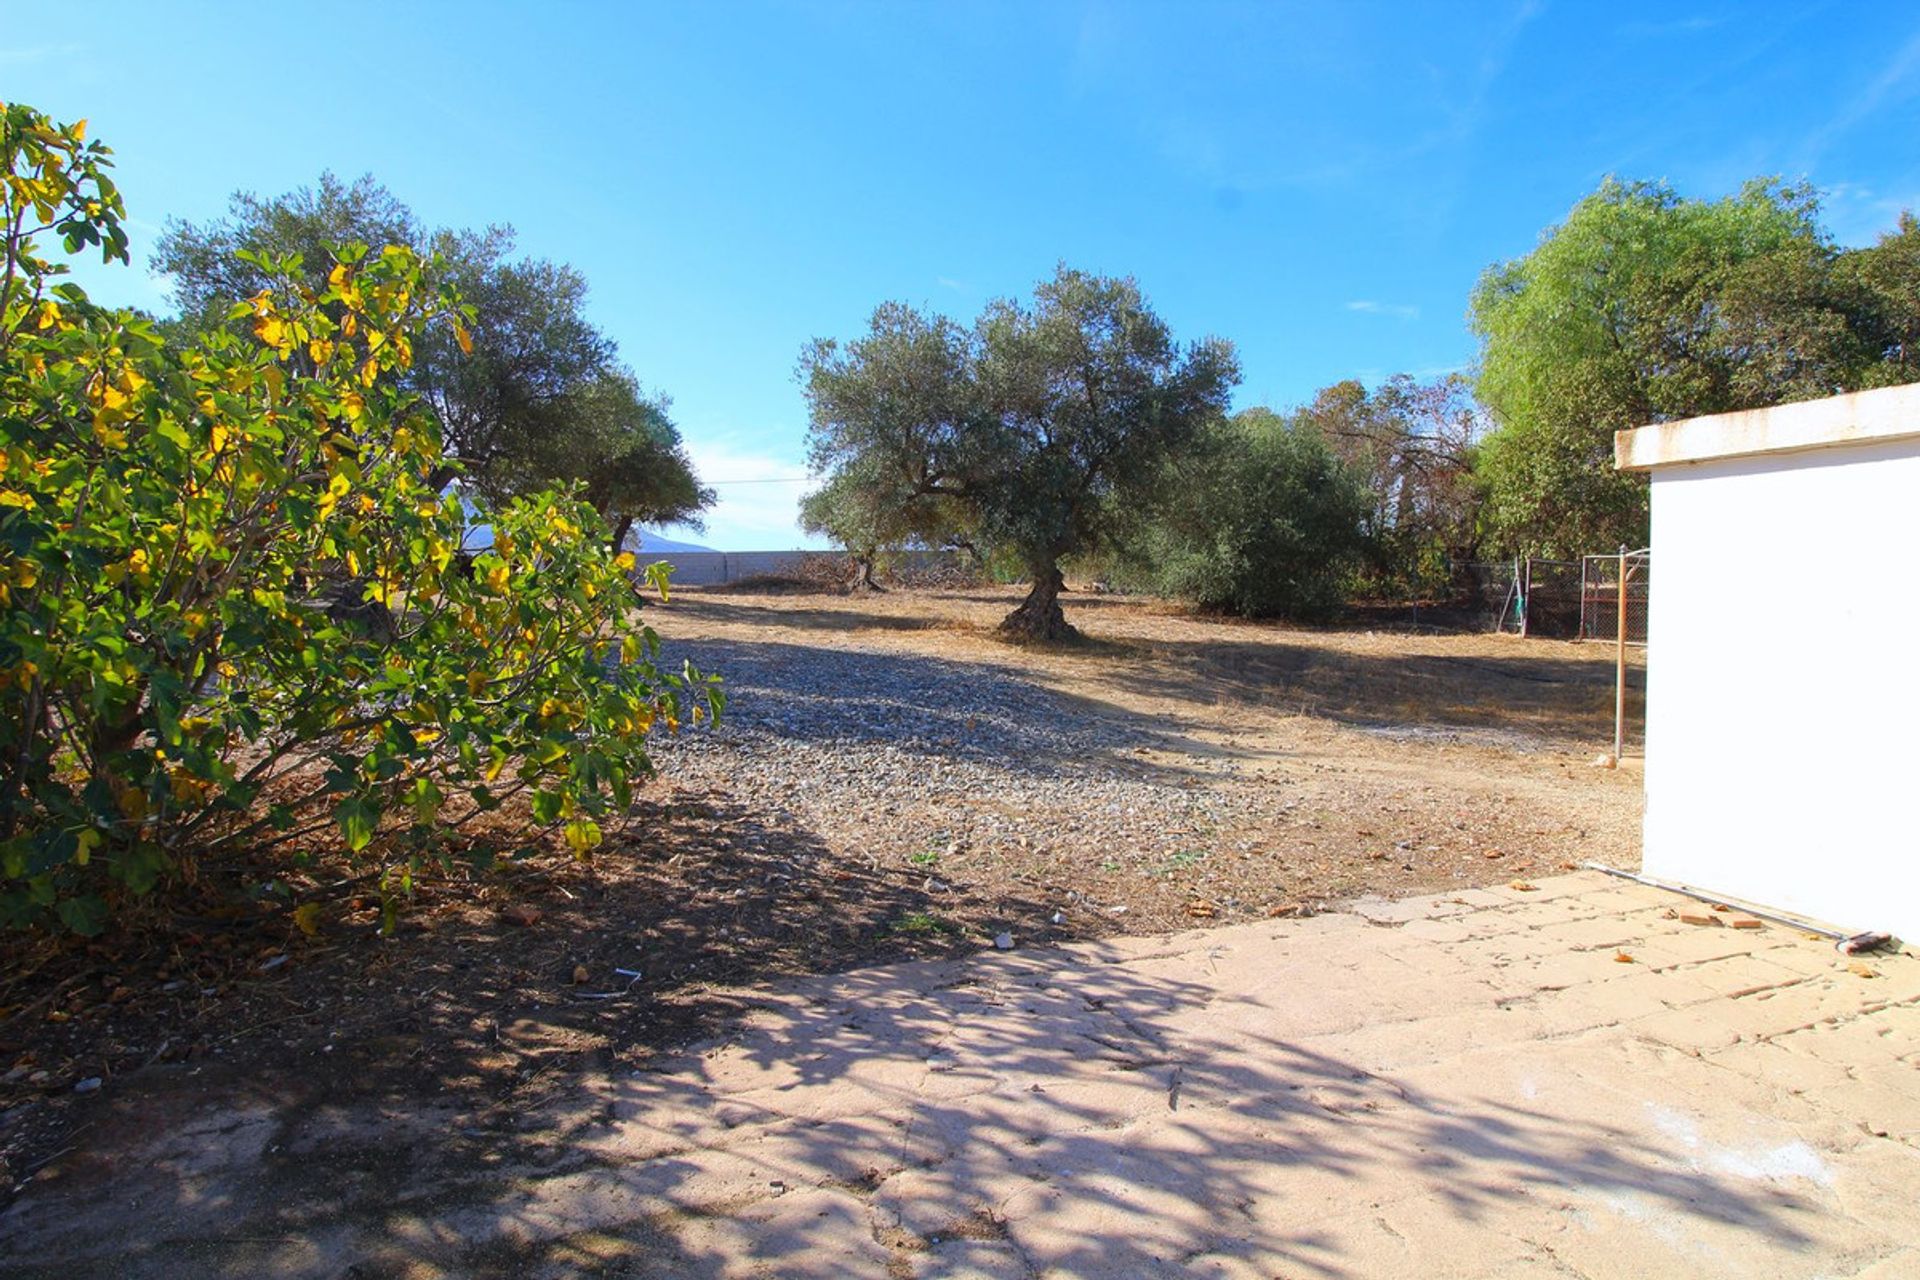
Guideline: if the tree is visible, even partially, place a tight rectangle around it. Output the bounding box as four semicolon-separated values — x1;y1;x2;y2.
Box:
1839;212;1920;384
802;267;1238;639
1293;374;1482;596
0;105;719;934
1469;178;1875;556
500;369;713;553
799;465;894;592
1109;409;1369;620
154;175;710;535
799;454;972;591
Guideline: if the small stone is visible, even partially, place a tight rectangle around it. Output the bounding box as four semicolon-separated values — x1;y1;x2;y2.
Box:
73;1077;101;1094
993;932;1014;950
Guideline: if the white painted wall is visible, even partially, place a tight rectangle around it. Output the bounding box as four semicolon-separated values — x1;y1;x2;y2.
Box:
1644;434;1920;938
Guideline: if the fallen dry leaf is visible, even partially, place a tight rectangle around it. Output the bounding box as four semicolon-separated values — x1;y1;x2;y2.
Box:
572;964;589;985
499;903;542;928
1613;951;1635;964
1508;880;1538;892
1848;963;1880;979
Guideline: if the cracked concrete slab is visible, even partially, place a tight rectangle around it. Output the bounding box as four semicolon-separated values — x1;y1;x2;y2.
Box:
1;871;1915;1279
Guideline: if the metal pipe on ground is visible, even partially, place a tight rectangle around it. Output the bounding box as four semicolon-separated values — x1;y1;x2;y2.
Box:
1580;861;1894;954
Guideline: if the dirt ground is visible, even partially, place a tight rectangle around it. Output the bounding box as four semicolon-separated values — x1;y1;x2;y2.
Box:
0;584;1646;1208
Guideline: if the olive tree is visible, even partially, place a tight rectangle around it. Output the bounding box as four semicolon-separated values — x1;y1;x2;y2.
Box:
802;266;1238;639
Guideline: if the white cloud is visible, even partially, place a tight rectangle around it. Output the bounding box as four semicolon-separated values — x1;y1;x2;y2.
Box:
655;436;827;551
1345;299;1420;320
1804;27;1920;163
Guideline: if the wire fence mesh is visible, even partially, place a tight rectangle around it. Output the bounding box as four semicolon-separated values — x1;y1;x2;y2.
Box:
1580;550;1651;645
1353;553;1652;646
1519;559;1583;639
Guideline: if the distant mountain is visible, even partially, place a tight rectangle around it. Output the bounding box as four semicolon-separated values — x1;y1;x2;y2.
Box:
628;528;714;554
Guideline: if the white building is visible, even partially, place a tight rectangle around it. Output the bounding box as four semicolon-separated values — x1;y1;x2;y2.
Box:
1616;382;1920;941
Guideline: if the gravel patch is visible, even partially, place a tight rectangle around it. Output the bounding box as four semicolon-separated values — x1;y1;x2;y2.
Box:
653;637;1272;884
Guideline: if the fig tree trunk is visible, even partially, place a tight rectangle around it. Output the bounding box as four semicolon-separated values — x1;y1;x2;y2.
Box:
998;560;1076;640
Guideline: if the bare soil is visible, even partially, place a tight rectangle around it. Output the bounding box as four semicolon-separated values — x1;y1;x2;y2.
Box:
0;585;1644;1207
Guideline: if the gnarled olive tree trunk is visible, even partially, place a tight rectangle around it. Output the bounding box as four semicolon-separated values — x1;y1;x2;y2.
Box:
998;560;1075;641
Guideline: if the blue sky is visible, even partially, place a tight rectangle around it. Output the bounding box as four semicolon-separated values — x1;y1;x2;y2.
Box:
12;2;1920;548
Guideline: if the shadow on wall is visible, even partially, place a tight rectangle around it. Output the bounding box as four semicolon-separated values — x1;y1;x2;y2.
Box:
1;933;1821;1277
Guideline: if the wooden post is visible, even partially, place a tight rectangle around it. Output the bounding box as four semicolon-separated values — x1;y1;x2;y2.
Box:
1613;545;1628;766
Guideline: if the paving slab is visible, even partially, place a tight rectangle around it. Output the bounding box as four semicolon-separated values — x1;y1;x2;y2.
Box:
1;871;1916;1279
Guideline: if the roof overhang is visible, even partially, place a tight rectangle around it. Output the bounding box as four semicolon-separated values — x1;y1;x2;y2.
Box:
1614;381;1920;472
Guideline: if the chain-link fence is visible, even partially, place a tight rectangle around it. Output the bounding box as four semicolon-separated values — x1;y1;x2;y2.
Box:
1518;559;1582;639
1580;550;1651;645
1344;553;1652;643
1454;560;1521;632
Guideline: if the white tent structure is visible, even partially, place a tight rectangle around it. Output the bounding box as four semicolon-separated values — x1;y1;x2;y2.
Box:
1616;382;1920;941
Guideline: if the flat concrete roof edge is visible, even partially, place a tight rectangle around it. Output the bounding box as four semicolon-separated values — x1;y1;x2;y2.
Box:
1614;380;1920;471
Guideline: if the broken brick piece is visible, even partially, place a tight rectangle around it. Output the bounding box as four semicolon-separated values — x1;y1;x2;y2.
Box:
1727;916;1764;930
1677;911;1720;927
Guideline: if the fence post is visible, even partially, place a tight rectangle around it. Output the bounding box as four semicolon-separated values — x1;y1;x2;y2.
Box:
1613;544;1628;766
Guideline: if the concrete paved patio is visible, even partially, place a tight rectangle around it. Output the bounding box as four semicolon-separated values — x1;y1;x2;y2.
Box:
2;871;1916;1278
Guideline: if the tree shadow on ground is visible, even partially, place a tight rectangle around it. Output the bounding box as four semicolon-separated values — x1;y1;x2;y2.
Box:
1;930;1824;1278
0;790;1059;1238
662;591;1643;752
649;636;1220;781
664;595;949;634
1108;636;1645;749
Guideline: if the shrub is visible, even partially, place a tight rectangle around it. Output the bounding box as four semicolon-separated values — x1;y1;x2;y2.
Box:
0;103;718;934
1114;410;1369;621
